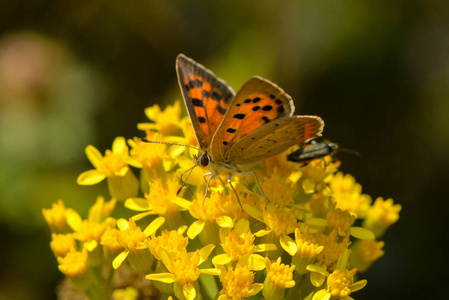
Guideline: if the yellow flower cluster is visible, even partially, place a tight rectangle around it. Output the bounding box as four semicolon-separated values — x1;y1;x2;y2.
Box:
43;101;401;300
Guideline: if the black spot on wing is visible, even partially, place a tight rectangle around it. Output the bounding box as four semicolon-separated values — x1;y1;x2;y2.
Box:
198;117;206;123
252;106;260;111
192;98;204;107
262;105;273;111
233;113;245;120
277;106;285;114
252;97;261;103
226;128;237;133
244;99;251;103
262;116;270;123
189;79;203;89
275;99;283;105
217;104;226;115
223;141;228;145
211;91;221;100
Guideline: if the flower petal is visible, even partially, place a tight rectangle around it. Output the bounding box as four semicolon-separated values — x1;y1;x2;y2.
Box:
307;264;329;276
183;283;196;300
280;234;297;256
172;196;192;209
312;289;331;300
234;218;249;234
242;204;264;222
216;215;233;228
143;216;165;236
254;229;271;237
212;254;231;266
251;254;267;271
77;170;106;185
85;145;103;169
350;279;368;292
350;227;375;240
112;136;127;154
124;197;151;211
187;220;205;240
254;243;277;252
113;251;129;269
65;208;83;231
84;240;98;252
248;283;264;296
198;244;215;264
200;268;221;276
132;211;156;221
310;271;327;288
146;272;176;283
117;218;130;231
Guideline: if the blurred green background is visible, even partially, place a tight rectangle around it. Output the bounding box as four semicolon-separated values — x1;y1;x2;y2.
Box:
0;1;447;299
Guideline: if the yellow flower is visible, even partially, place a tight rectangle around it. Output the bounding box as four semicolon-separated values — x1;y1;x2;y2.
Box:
125;177;191;230
308;192;332;218
350;239;385;273
146;227;189;261
260;171;297;207
307;249;367;300
260;152;300;181
212;218;277;270
329;172;371;218
138;100;183;136
77;136;139;200
43;99;398;300
217;258;264;300
263;257;295;300
363;197;401;238
57;249;93;291
187;189;252;245
100;227;123;263
128;132;182;192
326;207;355;236
42;200;72;233
146;245;219;300
292;228;324;274
113;217;165;272
247;203;298;257
88;195;116;223
315;229;350;269
71;217;113;266
50;233;76;257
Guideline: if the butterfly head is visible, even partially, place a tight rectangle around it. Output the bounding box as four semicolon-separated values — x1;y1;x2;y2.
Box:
197;151;211;168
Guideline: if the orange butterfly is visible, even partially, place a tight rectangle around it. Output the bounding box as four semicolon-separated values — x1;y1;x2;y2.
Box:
176;54;324;201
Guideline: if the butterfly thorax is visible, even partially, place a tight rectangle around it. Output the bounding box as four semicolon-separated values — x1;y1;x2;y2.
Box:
197;151;237;175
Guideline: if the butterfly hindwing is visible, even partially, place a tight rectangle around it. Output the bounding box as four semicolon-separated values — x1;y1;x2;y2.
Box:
176;54;235;150
227;115;324;165
211;76;294;162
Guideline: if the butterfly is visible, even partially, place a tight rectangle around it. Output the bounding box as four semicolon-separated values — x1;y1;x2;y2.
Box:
287;140;339;166
176;54;324;201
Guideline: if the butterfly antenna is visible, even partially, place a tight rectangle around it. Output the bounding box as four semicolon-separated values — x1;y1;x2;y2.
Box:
177;164;198;199
140;138;201;151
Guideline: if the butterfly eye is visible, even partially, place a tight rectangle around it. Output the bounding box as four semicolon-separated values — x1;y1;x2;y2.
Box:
199;152;210;167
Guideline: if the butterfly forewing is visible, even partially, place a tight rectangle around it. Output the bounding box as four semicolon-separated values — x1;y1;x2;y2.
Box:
176;54;235;150
226;116;324;165
211;76;295;163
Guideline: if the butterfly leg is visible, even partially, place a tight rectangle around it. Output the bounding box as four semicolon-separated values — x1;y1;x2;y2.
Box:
202;172;216;204
238;171;270;203
226;174;243;209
